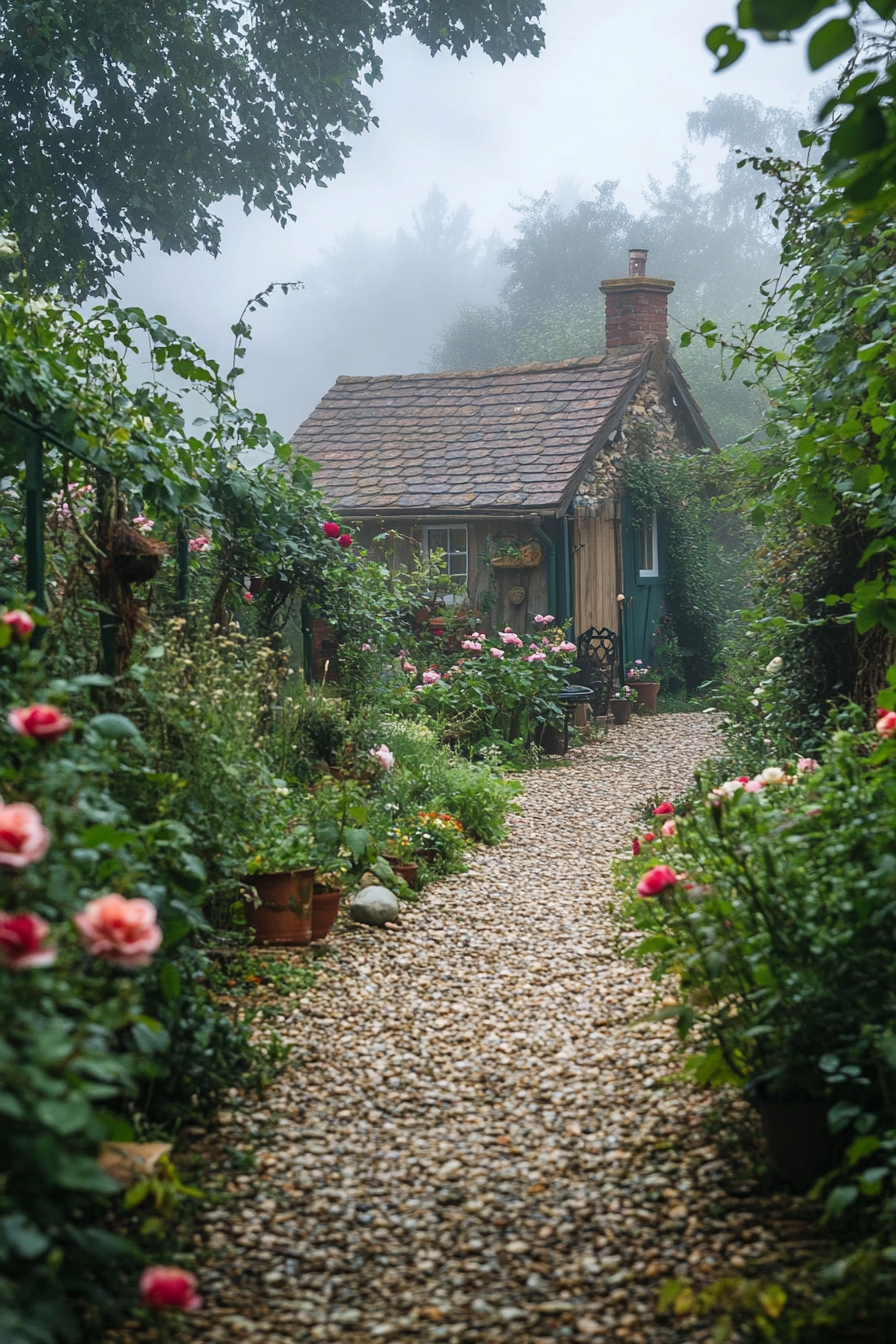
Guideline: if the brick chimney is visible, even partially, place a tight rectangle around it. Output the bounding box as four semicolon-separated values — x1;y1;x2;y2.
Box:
600;249;674;350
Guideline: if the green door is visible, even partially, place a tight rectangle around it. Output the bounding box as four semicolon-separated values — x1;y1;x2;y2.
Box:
620;495;666;672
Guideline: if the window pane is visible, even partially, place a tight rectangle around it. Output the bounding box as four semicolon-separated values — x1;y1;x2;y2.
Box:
427;529;447;553
449;553;467;576
449;528;467;553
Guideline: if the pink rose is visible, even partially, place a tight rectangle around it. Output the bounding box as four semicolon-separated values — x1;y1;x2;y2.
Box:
876;709;896;740
140;1266;202;1312
744;778;765;792
499;629;523;646
461;640;482;652
797;757;818;773
7;704;73;742
132;514;154;534
337;534;352;549
422;669;441;685
557;641;577;652
489;648;504;659
534;615;554;625
636;865;678;898
0;800;51;868
322;521;341;538
370;744;395;770
361;643;372;651
653;802;674;816
2;609;35;639
74;894;162;967
661;819;676;837
526;652;546;662
0;912;57;971
188;535;210;553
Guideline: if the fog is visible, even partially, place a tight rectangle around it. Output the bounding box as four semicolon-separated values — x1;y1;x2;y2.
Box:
114;0;826;441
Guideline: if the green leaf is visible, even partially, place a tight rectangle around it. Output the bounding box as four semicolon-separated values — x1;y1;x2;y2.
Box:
825;1184;859;1217
789;592;804;612
89;713;143;741
159;962;181;1001
0;1213;51;1260
56;1155;120;1194
807;18;855;71
343;827;371;860
705;24;746;70
847;1135;881;1165
35;1095;93;1137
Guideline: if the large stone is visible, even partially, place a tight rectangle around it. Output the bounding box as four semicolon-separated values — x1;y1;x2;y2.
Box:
349;885;398;927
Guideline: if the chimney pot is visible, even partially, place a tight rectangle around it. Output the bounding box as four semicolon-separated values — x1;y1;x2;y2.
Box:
600;251;674;350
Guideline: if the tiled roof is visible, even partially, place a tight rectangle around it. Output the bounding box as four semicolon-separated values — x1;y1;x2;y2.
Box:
289;351;650;513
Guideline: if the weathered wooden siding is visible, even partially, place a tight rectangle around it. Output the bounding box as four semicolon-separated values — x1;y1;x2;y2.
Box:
573;502;619;637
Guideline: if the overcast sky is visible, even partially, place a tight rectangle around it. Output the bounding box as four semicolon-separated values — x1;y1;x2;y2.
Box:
115;0;827;437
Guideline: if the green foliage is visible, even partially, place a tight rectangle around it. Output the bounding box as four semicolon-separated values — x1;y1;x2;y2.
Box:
616;726;896;1105
624;450;727;693
2;2;546;292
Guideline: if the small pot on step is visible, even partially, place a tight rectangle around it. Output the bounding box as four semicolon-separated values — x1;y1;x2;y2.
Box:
242;868;316;946
610;698;633;726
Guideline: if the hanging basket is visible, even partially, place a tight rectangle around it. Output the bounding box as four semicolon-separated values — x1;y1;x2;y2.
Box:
490;536;542;569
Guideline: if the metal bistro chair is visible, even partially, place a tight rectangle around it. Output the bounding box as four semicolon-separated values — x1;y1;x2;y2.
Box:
573;626;619;734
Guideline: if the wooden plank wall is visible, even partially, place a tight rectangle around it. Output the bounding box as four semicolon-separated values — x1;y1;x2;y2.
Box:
573;502;619;636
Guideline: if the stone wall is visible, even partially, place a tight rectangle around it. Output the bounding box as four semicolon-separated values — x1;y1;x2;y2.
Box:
572;367;702;517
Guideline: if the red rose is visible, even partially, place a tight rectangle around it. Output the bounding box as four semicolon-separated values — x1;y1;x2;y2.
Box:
653;801;674;816
337;534;352;549
0;911;57;970
632;838;640;856
876;708;896;740
140;1266;202;1312
636;865;678;898
7;704;73;741
322;521;341;539
1;609;35;639
643;831;655;843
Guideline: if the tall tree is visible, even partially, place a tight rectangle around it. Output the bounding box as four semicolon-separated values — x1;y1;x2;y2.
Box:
0;0;544;293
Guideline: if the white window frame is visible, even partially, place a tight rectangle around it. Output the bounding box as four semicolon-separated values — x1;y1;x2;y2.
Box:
638;510;659;578
422;524;469;605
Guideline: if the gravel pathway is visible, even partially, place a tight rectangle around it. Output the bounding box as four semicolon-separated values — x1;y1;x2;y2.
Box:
182;714;802;1343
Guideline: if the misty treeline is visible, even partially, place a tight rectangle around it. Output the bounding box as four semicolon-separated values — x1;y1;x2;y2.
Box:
288;93;803;444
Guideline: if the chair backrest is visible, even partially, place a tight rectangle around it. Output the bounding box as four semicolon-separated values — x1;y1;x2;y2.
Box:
574;627;618;714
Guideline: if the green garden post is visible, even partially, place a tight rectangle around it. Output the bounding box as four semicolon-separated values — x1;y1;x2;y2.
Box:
300;601;313;685
176;522;189;611
24;430;46;640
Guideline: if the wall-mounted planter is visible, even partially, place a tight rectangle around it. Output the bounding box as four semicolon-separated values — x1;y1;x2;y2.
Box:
491;540;542;569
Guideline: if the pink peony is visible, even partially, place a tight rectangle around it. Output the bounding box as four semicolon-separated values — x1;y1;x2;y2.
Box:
0;800;50;868
661;819;676;837
140;1266;202;1313
337;534;352;549
489;647;505;659
526;652;546;662
461;640;482;652
557;641;577;652
2;609;35;639
370;744;395;770
188;535;210;553
653;802;674;816
7;704;73;742
74;894;162;968
322;522;341;539
797;757;819;773
876;708;896;740
422;669;441;685
636;865;678;898
0;912;57;971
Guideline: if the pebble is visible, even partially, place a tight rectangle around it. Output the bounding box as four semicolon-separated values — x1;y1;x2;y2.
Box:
156;716;822;1344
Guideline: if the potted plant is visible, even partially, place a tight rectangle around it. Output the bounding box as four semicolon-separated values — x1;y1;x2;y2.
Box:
609;684;635;725
381;825;419;889
626;660;660;713
311;869;346;942
490;538;542;569
405;811;465;872
241;803;315;946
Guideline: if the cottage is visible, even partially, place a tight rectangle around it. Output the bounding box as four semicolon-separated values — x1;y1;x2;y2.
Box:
289;250;714;667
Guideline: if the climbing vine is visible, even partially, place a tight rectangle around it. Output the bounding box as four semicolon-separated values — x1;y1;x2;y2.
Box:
623;450;727;694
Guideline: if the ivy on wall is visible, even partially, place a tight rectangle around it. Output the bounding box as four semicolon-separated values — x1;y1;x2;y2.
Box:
623;449;726;694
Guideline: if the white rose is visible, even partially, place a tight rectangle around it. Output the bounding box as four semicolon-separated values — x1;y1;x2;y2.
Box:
760;766;786;784
765;657;783;674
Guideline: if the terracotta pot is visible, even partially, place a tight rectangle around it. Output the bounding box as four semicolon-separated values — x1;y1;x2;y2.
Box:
248;575;266;595
752;1096;838;1192
537;723;566;756
610;698;633;725
242;868;316;946
381;856;419;890
311;888;342;942
635;681;660;714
